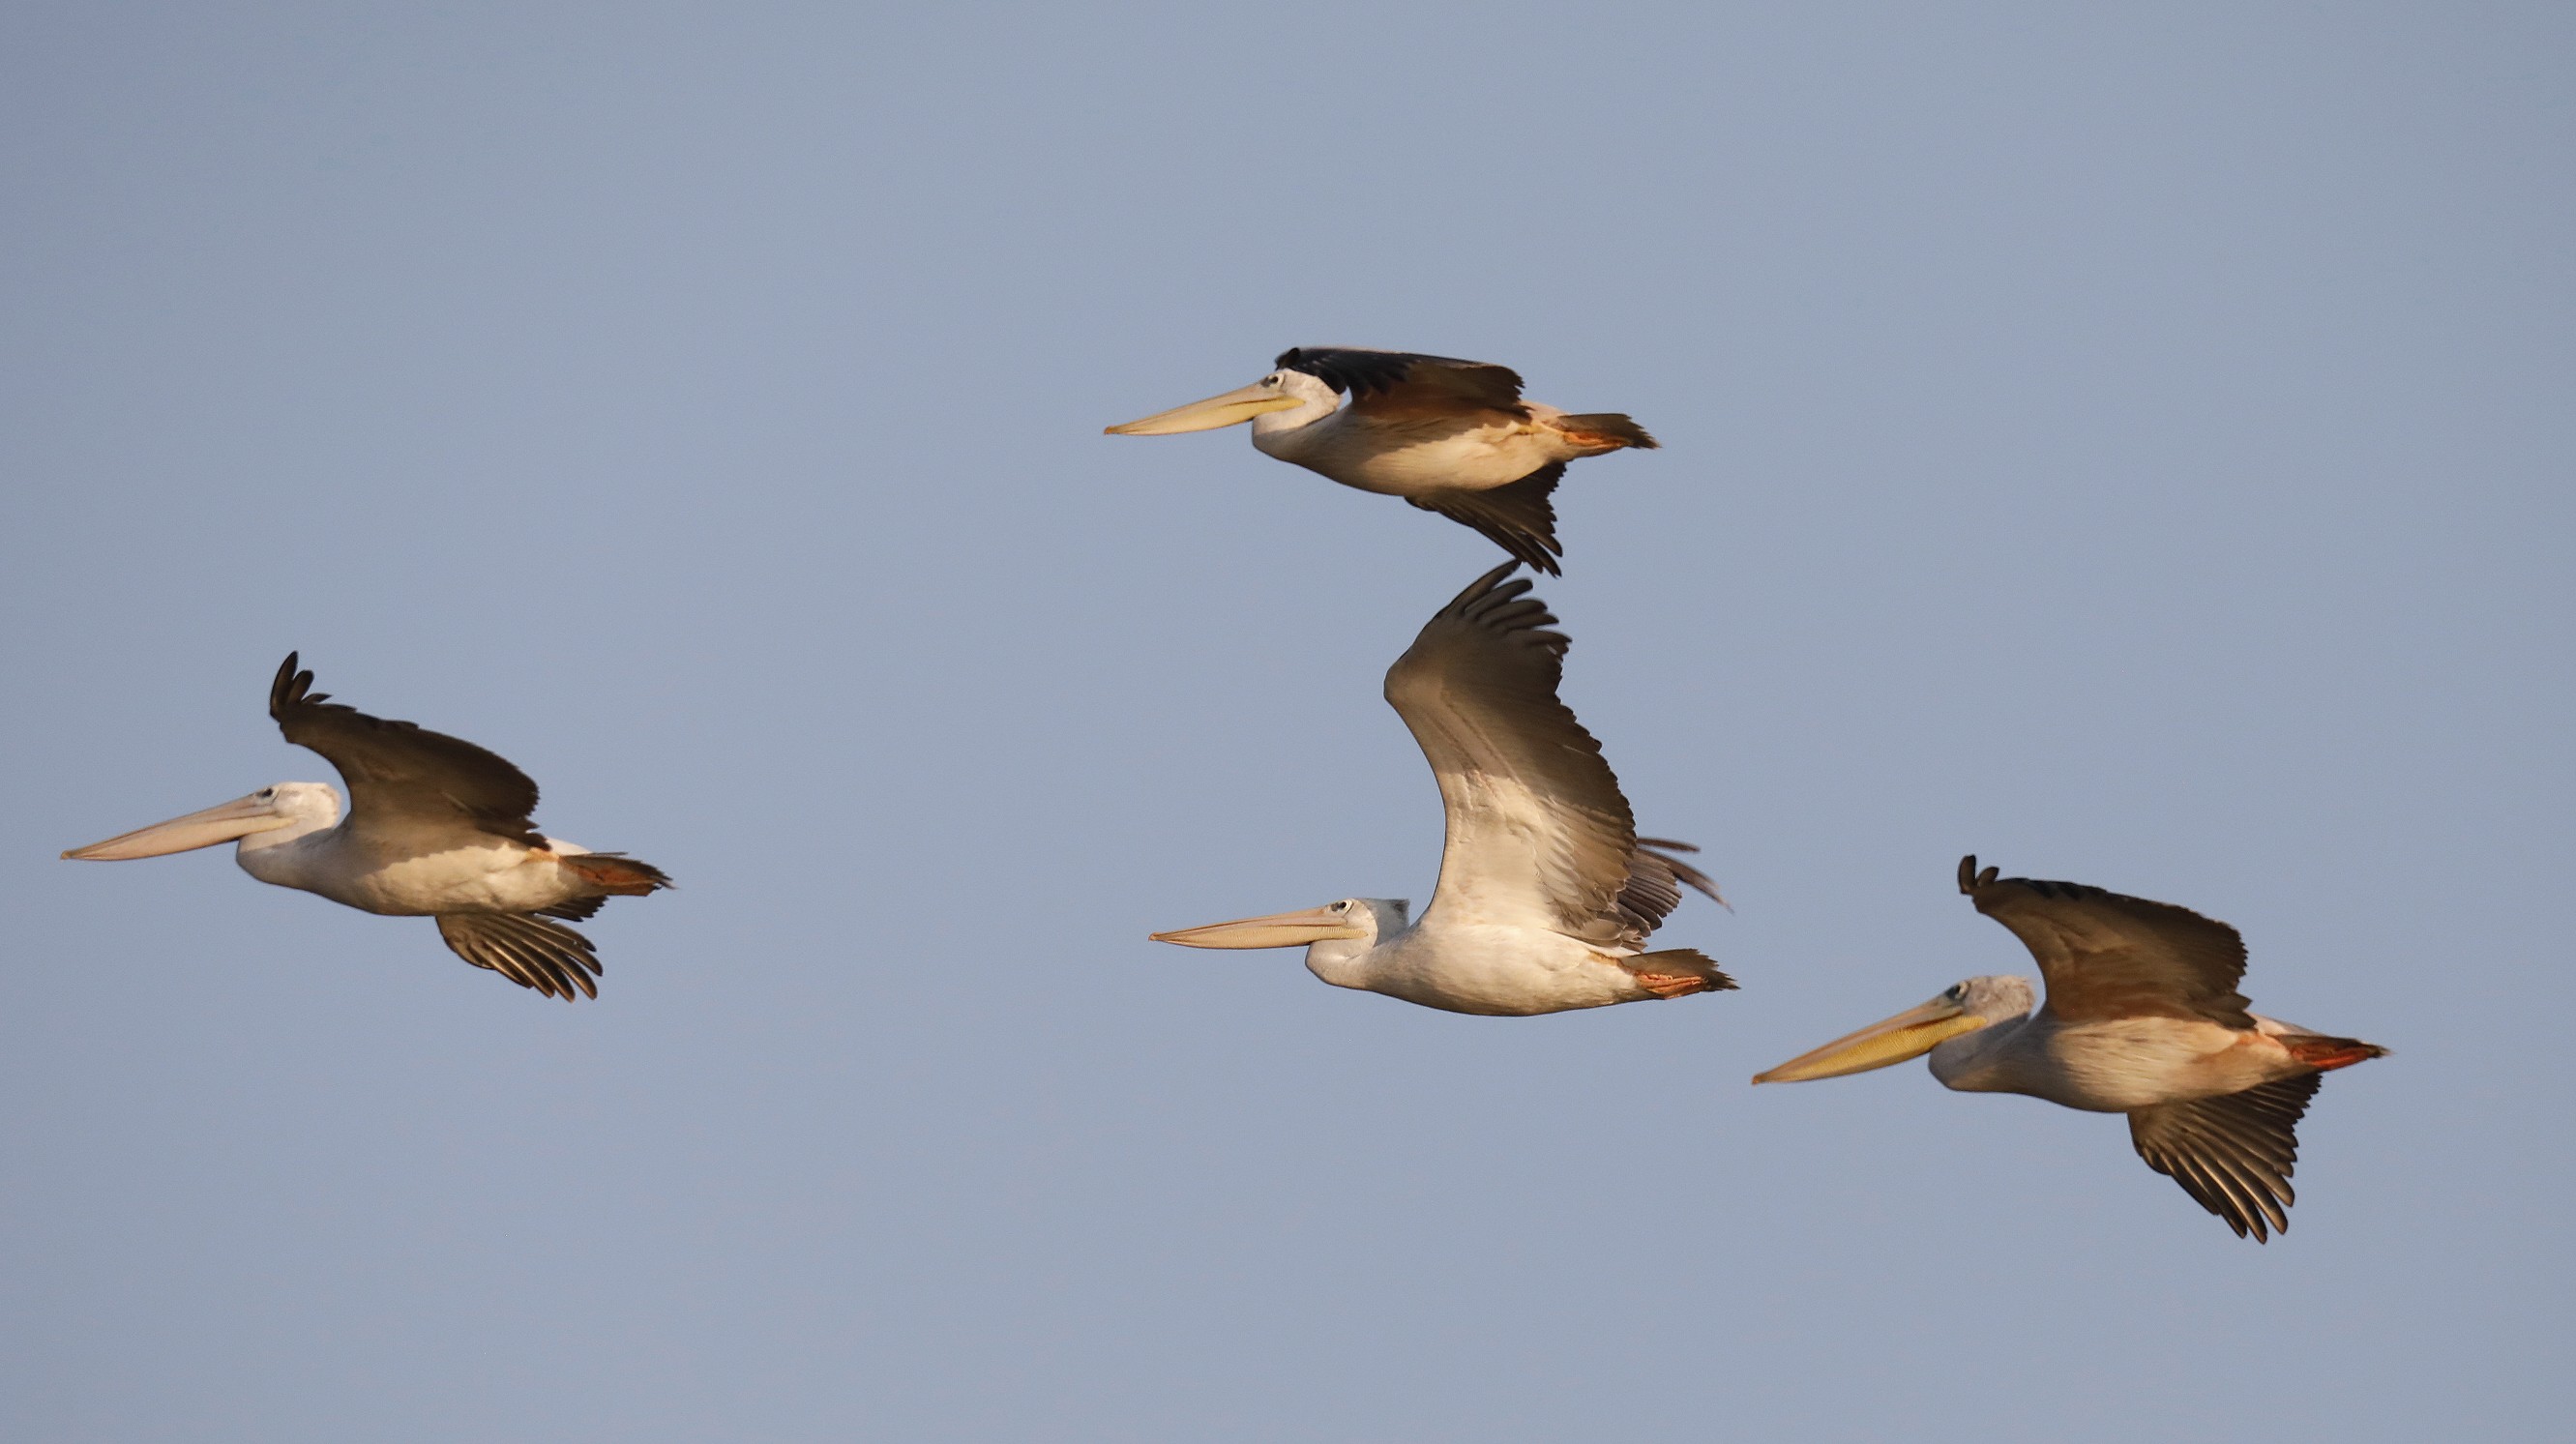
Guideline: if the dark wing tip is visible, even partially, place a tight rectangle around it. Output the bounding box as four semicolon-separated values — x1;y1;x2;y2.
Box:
1272;345;1524;403
1408;463;1568;575
1437;561;1531;622
270;651;329;718
1449;564;1568;655
437;913;605;1001
1958;855;1999;895
1637;840;1726;908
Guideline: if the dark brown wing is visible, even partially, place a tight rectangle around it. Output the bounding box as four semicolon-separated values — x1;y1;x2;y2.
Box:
1958;855;2254;1027
2128;1074;2322;1241
1408;463;1566;575
270;653;542;845
1275;346;1527;416
433;913;603;1000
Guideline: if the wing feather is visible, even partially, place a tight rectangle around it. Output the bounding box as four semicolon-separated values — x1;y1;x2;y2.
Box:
1408;463;1565;575
1958;856;2253;1027
1385;565;1647;940
270;654;543;845
434;913;604;1001
2128;1074;2321;1241
1614;839;1726;942
1275;346;1527;417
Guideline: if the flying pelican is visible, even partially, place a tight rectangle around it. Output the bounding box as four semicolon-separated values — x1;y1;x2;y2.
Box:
1105;346;1657;575
1151;563;1730;1015
62;654;671;1001
1753;856;2385;1240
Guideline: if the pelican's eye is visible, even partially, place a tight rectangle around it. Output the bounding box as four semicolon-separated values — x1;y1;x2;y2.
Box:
1331;901;1349;913
1945;985;1966;1003
258;788;275;800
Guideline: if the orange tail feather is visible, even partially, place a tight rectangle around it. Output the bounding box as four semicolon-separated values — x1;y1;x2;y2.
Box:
2284;1035;2388;1072
564;854;672;897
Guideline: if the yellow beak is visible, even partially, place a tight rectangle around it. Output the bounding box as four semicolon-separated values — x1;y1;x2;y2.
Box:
1105;381;1305;435
1149;904;1367;950
63;792;292;861
1751;995;1993;1083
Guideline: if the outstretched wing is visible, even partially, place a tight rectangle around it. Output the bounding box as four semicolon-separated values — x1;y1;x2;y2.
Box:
434;913;605;1000
1408;463;1566;575
1275;346;1528;419
2128;1074;2322;1242
1958;856;2254;1027
1386;565;1692;945
270;653;543;845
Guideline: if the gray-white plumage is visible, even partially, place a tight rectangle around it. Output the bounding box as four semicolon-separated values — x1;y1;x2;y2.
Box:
1107;346;1657;574
1151;564;1729;1016
63;654;671;1000
1755;857;2385;1240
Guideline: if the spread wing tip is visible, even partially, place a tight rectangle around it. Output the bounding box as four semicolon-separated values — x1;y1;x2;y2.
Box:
1958;854;1999;894
435;913;605;1001
1638;838;1727;909
270;651;330;715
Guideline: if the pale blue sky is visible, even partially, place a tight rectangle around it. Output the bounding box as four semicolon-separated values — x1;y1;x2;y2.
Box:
4;4;2570;1440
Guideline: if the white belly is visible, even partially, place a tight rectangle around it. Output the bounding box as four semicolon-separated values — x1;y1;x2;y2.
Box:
1258;414;1571;495
246;833;581;916
1325;924;1648;1017
1997;1017;2295;1111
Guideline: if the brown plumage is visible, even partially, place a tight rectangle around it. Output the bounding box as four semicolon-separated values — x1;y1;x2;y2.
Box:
1960;857;2256;1028
270;653;545;848
1107;346;1657;575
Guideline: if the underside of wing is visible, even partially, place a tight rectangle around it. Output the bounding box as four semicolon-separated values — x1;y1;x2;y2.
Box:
1408;463;1565;575
270;654;544;846
434;912;605;1000
2128;1073;2322;1241
1959;856;2254;1027
1276;346;1527;418
1384;565;1637;936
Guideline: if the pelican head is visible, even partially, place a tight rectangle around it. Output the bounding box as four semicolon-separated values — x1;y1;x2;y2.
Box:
1150;897;1406;950
1752;975;2036;1083
63;781;341;861
1105;368;1337;435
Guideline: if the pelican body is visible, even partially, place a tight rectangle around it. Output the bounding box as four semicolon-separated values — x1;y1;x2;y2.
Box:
1152;564;1731;1016
64;655;671;1001
1754;857;2385;1240
1107;347;1656;575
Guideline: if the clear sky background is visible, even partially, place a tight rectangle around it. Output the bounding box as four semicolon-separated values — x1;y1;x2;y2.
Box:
4;4;2568;1440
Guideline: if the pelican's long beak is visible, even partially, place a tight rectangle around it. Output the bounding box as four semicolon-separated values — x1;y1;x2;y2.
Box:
1105;381;1304;435
1150;904;1366;950
62;793;291;861
1751;995;1993;1084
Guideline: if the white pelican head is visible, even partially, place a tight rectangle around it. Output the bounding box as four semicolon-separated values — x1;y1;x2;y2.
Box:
63;781;341;861
1104;367;1338;435
1751;975;2036;1083
1150;897;1408;951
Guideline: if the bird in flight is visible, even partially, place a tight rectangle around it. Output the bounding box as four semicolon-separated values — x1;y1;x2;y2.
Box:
64;654;671;1001
1754;856;2385;1240
1153;563;1729;1015
1108;346;1656;575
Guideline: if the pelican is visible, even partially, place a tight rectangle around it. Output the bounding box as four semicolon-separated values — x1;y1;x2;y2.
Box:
1105;346;1657;575
1753;857;2386;1240
62;654;671;1001
1151;563;1730;1015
